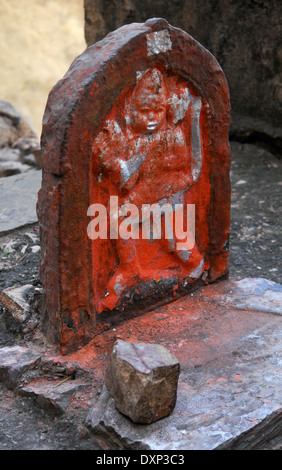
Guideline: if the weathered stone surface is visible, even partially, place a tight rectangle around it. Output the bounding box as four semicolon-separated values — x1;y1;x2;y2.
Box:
88;381;282;450
13;135;40;154
105;340;180;424
0;284;33;323
0;169;41;234
22;154;37;167
0;160;31;177
0;284;42;338
0;147;21;162
0;277;280;449
38;17;230;354
86;280;282;449
0;115;18;149
0;100;23;125
20;378;88;415
227;277;282;316
84;1;282;144
0;346;42;390
0;100;41;175
0;99;37;148
13;135;42;169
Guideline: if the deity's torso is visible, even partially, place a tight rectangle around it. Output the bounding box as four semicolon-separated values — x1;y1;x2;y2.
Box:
93;119;191;206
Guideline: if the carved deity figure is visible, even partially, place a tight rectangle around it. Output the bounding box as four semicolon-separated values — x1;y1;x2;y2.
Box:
92;67;204;311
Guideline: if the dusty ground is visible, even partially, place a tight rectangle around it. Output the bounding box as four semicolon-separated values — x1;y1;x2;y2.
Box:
0;383;98;450
229;141;282;284
0;140;281;450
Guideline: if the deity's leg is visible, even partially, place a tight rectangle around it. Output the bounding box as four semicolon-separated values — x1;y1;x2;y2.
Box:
98;224;141;311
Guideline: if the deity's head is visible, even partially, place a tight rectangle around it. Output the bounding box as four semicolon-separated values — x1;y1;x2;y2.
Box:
127;68;167;134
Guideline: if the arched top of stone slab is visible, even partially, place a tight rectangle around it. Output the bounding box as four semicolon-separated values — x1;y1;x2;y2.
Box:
42;17;230;175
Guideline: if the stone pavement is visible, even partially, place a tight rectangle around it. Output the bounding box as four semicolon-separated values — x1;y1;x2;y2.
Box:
0;169;41;234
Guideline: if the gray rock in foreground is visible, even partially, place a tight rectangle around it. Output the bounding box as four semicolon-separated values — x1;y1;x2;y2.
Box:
106;340;180;424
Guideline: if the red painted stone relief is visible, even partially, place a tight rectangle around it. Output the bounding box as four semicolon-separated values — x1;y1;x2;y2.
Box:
37;19;231;353
90;66;205;313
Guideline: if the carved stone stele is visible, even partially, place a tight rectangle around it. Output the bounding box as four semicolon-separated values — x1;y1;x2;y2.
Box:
37;18;231;354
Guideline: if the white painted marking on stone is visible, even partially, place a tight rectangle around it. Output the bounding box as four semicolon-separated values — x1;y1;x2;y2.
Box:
114;276;127;296
189;258;204;278
178;249;192;263
191;97;202;183
169;88;191;124
146;30;172;56
31;245;41;253
136;70;149;81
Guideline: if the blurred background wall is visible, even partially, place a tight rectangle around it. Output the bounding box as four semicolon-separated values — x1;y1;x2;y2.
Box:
0;0;281;151
84;0;282;151
0;0;86;136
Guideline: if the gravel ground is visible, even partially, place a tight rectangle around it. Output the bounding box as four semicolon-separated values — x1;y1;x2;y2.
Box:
229;141;282;284
0;140;281;450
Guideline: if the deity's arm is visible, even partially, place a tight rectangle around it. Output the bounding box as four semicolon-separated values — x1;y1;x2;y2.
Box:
92;119;128;189
92;120;121;170
167;89;203;184
165;126;193;190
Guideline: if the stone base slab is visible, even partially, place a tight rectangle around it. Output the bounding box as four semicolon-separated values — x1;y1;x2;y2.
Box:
85;278;282;450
